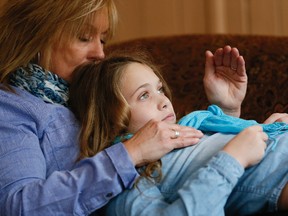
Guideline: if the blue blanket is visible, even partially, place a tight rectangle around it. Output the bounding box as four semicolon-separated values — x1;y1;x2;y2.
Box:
178;105;288;151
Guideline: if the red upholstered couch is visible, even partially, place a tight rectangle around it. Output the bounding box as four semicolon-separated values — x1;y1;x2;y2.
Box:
107;34;288;123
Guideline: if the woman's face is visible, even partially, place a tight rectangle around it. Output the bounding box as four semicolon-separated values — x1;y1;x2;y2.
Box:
49;7;109;82
120;62;176;134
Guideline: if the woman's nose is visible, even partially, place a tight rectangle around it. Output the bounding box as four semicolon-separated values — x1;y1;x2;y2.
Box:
88;41;105;62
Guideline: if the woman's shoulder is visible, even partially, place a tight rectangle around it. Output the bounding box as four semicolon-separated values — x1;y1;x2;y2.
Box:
0;85;77;128
0;85;80;172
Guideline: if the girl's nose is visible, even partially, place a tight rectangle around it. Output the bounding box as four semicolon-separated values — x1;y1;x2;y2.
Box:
158;95;169;110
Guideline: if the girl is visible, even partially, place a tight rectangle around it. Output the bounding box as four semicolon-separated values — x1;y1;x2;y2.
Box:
69;51;288;215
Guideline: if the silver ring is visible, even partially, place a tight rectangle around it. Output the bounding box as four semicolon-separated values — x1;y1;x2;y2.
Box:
172;130;180;139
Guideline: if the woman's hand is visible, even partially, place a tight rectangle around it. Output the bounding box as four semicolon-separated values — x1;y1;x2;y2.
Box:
124;119;203;167
204;45;247;117
263;113;288;124
222;125;268;168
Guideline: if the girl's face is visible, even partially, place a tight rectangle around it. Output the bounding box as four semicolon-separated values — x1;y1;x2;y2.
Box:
49;7;109;82
120;62;176;134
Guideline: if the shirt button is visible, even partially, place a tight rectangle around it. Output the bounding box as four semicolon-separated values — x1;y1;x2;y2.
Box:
106;192;113;198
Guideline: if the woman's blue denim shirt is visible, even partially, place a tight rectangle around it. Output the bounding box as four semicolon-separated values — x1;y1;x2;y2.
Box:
0;86;138;215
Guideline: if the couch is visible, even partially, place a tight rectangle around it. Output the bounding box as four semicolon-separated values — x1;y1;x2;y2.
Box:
105;34;288;216
107;34;288;123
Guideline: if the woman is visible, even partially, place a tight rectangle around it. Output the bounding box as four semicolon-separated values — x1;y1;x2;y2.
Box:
0;0;264;215
69;51;288;215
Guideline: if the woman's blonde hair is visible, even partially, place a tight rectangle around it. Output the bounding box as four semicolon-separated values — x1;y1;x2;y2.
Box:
0;0;117;87
69;51;172;181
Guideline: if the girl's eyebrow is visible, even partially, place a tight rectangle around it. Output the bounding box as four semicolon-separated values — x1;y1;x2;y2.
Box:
129;79;161;98
129;83;149;98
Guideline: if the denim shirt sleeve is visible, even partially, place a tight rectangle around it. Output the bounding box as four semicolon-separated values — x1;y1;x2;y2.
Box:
72;143;139;215
0;141;138;216
106;151;244;216
0;125;138;216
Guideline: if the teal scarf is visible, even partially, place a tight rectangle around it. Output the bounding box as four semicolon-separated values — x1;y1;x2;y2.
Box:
10;63;69;106
178;105;288;151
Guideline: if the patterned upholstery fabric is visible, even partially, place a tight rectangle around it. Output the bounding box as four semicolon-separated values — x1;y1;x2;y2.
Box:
107;34;288;123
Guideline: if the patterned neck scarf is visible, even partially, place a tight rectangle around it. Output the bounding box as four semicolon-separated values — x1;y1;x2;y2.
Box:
10;63;69;106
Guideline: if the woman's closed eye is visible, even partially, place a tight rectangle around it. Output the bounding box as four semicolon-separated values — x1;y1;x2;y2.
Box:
78;36;106;46
100;39;106;45
78;35;93;42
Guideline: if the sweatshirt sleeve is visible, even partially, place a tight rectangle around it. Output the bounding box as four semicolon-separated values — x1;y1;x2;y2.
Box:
106;151;244;216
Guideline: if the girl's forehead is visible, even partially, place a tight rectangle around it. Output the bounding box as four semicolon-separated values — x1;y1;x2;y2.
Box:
120;62;159;95
122;62;158;81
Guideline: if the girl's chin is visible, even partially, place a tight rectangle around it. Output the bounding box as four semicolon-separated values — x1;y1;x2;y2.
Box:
164;119;177;124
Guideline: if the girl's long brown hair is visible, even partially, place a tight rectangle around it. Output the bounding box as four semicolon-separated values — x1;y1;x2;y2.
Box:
69;51;172;181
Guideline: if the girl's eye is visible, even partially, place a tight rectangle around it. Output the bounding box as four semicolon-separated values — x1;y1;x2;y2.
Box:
157;87;164;94
139;92;149;100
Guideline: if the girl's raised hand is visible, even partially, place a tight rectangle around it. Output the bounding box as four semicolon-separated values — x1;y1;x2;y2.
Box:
204;45;247;117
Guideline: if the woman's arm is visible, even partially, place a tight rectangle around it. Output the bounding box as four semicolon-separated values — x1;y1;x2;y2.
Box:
0;127;139;216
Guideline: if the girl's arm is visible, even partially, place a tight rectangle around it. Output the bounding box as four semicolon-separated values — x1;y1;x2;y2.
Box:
105;126;267;216
106;151;243;216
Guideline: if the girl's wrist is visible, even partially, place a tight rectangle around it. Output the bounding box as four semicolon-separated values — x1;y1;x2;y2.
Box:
222;107;241;118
